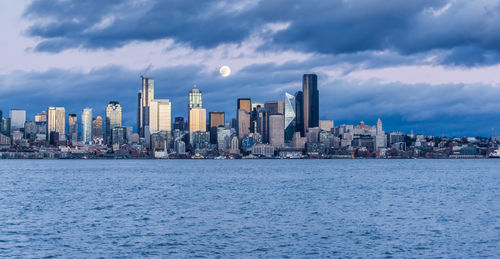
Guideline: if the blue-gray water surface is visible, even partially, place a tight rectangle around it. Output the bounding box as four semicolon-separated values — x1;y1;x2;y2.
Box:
0;159;499;258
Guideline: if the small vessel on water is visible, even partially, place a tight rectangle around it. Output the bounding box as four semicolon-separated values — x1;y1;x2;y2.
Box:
489;150;500;158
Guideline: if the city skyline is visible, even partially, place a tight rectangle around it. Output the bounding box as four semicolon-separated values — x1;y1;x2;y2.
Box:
3;1;500;136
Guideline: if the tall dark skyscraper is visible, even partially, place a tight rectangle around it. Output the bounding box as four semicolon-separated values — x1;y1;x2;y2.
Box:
295;91;304;136
209;112;225;144
302;74;319;134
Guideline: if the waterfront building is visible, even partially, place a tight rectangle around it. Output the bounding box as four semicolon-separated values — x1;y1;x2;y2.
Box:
9;109;26;132
192;131;210;150
138;77;154;137
175;140;186;155
389;132;405;145
149;99;171;134
82;108;93;144
209;112;225;144
252;144;275;157
105;101;122;144
269;114;285;148
217;127;231;151
111;127;126;146
302;74;319;134
284;93;297;142
230;135;239;154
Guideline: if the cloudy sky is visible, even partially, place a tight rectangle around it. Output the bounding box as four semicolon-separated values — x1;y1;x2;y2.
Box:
1;0;500;136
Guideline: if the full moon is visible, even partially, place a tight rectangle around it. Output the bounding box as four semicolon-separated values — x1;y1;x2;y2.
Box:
219;66;231;77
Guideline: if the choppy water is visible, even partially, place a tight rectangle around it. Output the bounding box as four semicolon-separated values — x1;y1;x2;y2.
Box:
0;159;499;258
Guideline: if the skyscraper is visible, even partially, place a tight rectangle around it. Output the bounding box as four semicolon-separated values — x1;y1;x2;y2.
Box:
237;98;251;140
375;118;386;151
68;114;78;144
35;111;47;122
284;93;297;142
189;85;202;109
149;99;172;133
47;107;65;140
55;108;65;137
264;101;284;142
302;74;319;134
295;91;304;136
269;114;285;147
188;85;206;144
9;109;26;132
82;108;93;144
1;117;11;136
209;112;225;144
237;109;250;139
189;108;206;133
174;117;185;131
138;77;154;137
105;101;122;144
92;116;103;142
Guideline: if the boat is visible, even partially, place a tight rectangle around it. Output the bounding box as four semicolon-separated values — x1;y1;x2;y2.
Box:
489;150;500;158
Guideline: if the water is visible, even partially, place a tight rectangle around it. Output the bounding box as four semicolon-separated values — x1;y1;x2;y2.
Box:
0;159;498;258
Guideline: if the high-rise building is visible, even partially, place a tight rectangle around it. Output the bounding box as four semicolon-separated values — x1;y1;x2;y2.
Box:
189;108;206;133
284;93;297;142
9;109;26;132
138;77;154;137
82;108;93;144
319;120;334;132
137;91;142;135
149;99;172;134
105;101;122;144
112;127;126;146
209;112;225;144
217;127;231;151
264;101;283;142
55;108;65;138
302;74;319;134
237;109;250;139
295;91;304;136
269;114;285;147
68;114;78;144
35;111;47;123
92;116;103;143
189;85;202;109
47;107;65;140
174;117;185;131
375;118;386;151
237;98;251;113
1;118;11;136
237;98;251;140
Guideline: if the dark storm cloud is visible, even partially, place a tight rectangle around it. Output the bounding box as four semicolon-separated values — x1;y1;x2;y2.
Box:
2;63;500;136
23;0;500;66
